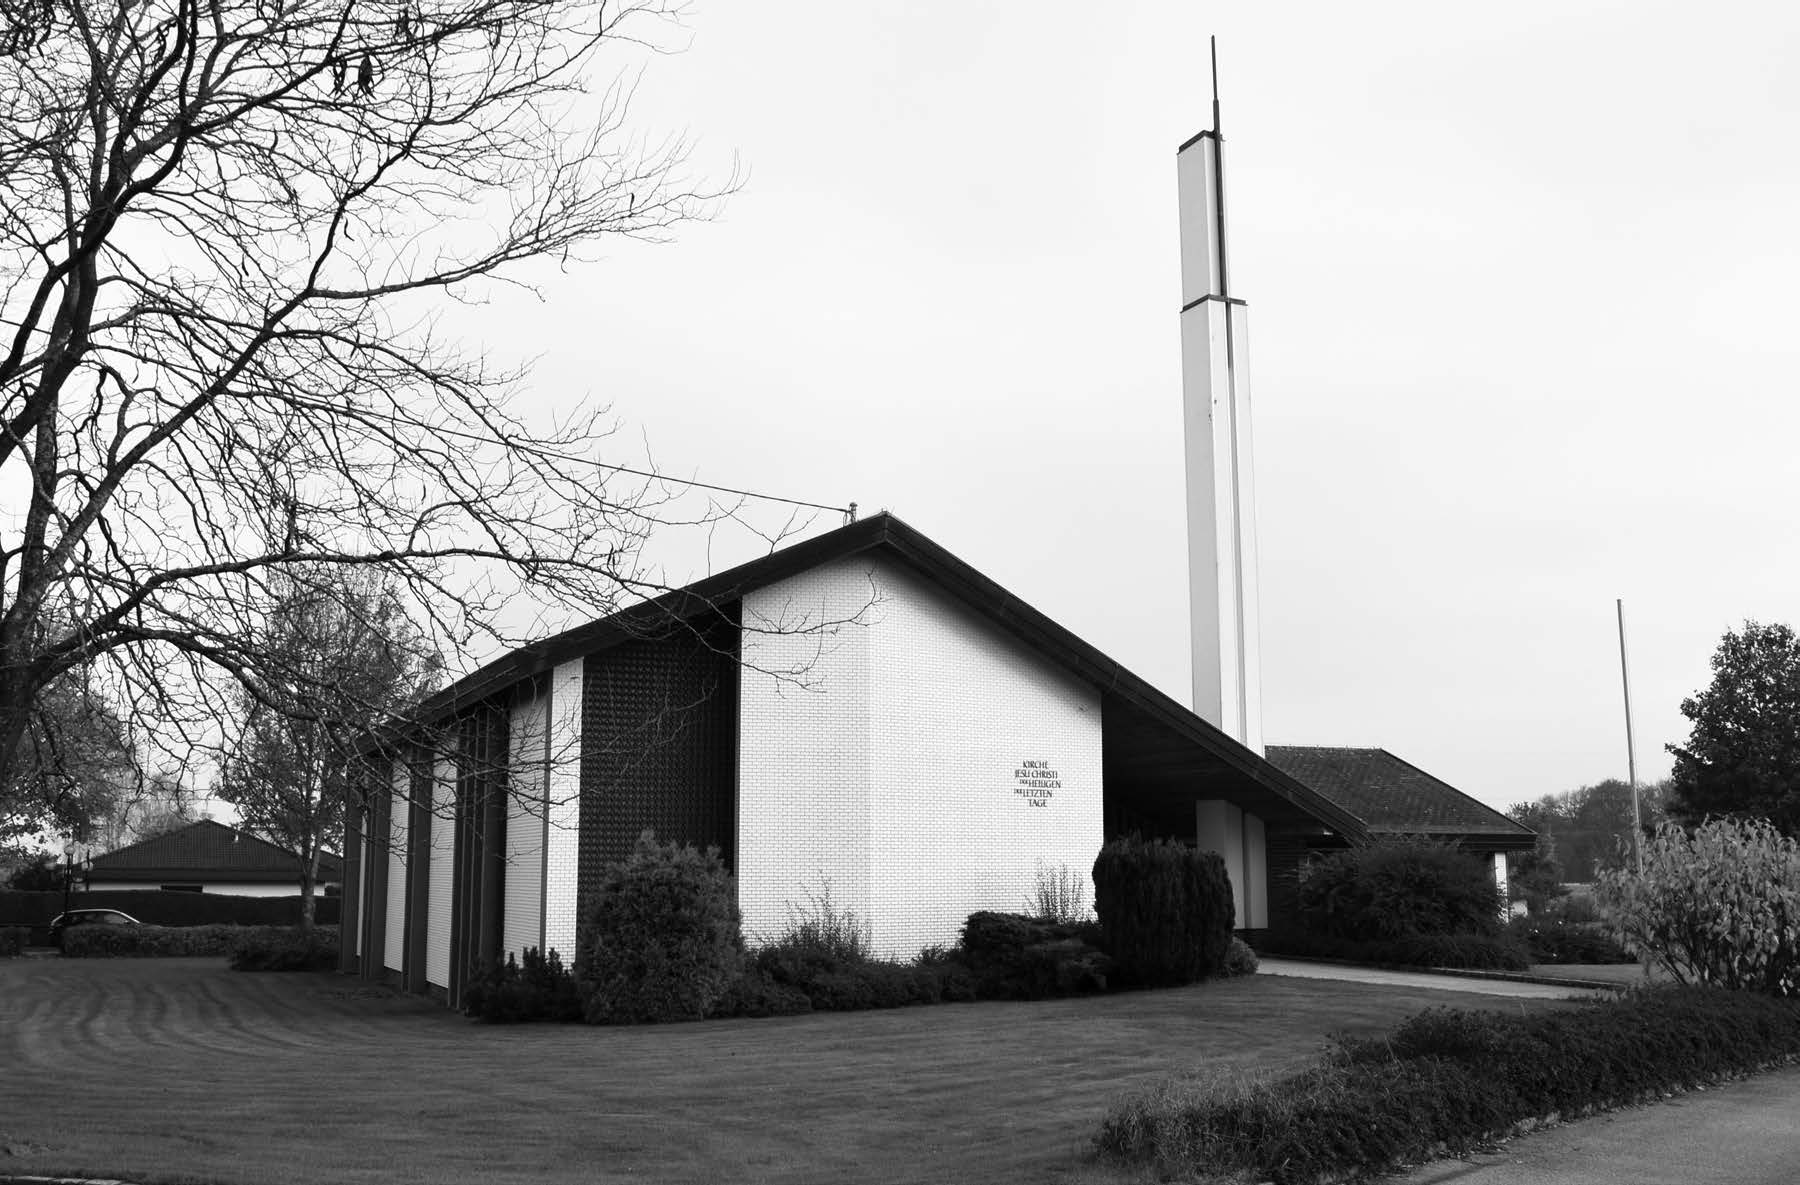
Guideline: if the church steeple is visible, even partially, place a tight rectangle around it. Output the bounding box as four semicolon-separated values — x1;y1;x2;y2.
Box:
1178;39;1262;753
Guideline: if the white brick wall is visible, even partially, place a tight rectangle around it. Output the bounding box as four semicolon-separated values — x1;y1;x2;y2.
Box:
739;559;875;944
541;660;584;963
425;753;455;989
384;758;408;973
504;686;548;961
740;556;1105;958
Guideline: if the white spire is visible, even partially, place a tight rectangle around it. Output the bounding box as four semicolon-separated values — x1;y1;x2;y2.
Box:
1178;42;1262;753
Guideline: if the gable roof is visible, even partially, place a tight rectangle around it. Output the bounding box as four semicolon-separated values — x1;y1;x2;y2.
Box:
87;819;343;884
1264;746;1536;851
403;512;1370;840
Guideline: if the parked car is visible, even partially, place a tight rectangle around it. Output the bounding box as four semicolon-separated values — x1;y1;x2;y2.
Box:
48;909;141;947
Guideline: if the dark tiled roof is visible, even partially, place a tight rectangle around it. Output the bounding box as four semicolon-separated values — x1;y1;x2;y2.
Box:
1265;746;1535;849
87;819;343;883
387;512;1369;840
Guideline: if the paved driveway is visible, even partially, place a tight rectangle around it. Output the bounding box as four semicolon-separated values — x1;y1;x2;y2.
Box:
1257;957;1615;1000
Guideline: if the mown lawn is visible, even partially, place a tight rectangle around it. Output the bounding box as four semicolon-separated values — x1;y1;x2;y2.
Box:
0;957;1567;1185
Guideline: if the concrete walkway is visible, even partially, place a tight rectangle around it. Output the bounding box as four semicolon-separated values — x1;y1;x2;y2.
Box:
1257;957;1614;1000
1395;1063;1800;1184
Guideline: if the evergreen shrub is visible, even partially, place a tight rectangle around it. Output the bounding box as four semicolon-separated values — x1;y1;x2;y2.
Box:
1099;986;1800;1185
1091;838;1233;987
957;910;1111;998
1221;936;1258;978
1297;839;1502;942
462;947;583;1022
579;832;742;1024
1596;818;1800;994
0;925;27;956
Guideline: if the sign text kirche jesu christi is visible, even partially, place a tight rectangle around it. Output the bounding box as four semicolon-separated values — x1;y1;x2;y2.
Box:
1013;759;1060;807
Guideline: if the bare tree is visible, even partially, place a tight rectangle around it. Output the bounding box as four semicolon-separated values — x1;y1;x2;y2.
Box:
0;0;735;819
216;571;439;925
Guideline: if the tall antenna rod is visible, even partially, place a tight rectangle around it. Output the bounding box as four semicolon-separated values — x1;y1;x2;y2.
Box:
1210;34;1222;134
1616;598;1645;872
1209;36;1230;297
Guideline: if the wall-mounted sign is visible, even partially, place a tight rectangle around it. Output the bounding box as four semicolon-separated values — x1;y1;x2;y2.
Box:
1013;759;1061;808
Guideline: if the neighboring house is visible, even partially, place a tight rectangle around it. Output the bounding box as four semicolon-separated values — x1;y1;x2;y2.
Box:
1264;745;1538;919
85;819;341;896
336;512;1532;1007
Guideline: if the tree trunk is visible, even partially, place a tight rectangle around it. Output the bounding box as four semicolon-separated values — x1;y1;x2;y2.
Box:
299;847;320;931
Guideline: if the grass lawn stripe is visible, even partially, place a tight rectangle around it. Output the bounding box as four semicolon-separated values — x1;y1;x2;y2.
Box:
0;957;1573;1185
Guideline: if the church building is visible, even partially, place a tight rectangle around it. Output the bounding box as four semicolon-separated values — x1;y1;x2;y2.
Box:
336;94;1534;1006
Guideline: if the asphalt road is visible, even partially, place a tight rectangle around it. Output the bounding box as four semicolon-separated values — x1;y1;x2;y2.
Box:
1397;1064;1800;1185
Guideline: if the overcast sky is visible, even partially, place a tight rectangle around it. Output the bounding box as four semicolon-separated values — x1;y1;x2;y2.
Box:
445;1;1800;815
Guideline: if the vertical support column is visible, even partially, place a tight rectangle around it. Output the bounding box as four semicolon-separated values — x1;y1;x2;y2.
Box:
1241;811;1267;929
1196;800;1267;929
478;706;507;971
1492;852;1511;918
404;745;432;994
338;786;364;975
362;781;389;982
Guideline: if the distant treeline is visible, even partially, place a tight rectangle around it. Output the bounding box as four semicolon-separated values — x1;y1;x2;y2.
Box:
1507;778;1671;882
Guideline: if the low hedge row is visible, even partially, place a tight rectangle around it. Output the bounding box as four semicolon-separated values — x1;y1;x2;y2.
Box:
1508;917;1634;965
228;926;340;972
63;922;339;963
1249;928;1531;971
0;889;338;931
0;925;27;957
1098;986;1800;1184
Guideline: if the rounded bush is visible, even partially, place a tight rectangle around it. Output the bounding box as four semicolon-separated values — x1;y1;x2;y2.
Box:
579;831;743;1024
1091;838;1234;987
1297;840;1502;941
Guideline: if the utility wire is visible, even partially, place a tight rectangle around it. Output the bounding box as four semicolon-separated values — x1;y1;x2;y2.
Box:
399;418;852;516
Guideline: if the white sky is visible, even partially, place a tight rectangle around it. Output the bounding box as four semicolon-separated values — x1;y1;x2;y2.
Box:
441;1;1800;816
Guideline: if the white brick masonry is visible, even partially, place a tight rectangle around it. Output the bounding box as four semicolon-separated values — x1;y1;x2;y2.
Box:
740;556;1104;958
739;559;875;943
384;758;408;973
425;753;455;989
541;660;584;963
504;686;548;960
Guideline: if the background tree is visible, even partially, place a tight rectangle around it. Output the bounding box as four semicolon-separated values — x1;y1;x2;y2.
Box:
1;672;136;848
1667;620;1800;836
0;0;733;830
215;573;440;926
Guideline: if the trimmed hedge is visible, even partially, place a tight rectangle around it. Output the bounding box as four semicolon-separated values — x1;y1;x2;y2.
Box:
1099;986;1800;1184
1092;838;1234;987
62;923;336;959
1250;928;1531;971
0;925;26;957
229;926;340;971
0;889;338;936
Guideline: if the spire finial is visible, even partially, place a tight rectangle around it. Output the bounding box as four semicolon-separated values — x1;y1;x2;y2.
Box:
1210;35;1222;135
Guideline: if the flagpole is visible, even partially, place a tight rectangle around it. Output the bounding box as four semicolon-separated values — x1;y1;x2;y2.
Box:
1616;599;1644;872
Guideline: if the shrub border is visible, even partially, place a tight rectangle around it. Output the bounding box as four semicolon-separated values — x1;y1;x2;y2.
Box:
1097;986;1800;1185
